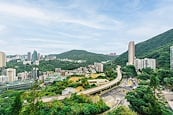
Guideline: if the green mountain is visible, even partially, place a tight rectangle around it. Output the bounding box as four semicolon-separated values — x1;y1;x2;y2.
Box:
51;50;115;63
115;29;173;69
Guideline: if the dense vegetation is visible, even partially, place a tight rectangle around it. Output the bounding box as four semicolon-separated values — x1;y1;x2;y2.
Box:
7;50;115;73
39;60;89;72
122;65;137;78
104;64;117;80
115;29;173;69
125;68;173;115
7;60;92;73
39;78;97;96
108;106;137;115
126;85;173;115
137;68;173;91
51;50;116;63
0;90;23;115
20;94;109;115
6;60;34;73
0;88;109;115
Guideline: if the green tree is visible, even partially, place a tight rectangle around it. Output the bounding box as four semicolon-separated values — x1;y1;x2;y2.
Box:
108;106;137;115
150;75;160;90
126;85;173;115
122;65;137;78
10;92;22;115
20;81;42;115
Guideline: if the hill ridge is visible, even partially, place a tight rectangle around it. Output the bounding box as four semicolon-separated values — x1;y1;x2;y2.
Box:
115;29;173;69
50;49;116;63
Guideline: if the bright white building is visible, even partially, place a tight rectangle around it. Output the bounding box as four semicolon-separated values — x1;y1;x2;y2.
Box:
23;61;32;65
135;58;156;70
62;87;76;95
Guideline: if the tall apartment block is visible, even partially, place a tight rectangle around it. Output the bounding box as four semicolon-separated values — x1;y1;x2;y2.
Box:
94;63;104;72
0;51;6;68
128;41;135;65
170;46;173;69
27;52;31;61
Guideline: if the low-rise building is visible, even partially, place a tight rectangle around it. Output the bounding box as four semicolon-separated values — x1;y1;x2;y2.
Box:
23;61;32;65
62;87;76;95
18;72;30;81
88;79;109;86
0;75;8;83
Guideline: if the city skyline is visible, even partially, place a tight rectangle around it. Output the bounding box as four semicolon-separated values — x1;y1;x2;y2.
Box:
0;0;173;55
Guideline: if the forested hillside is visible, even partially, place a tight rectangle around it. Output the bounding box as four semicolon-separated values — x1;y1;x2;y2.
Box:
51;50;116;63
115;29;173;69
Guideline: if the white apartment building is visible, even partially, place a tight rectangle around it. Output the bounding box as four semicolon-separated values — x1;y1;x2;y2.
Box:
135;58;156;70
170;46;173;69
94;63;104;72
6;68;16;82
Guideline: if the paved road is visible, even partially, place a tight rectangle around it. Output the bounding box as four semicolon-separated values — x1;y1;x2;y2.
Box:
77;65;122;95
41;95;70;103
101;77;139;110
162;91;173;110
42;66;122;102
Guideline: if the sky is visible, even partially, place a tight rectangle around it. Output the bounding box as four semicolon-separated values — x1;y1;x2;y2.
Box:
0;0;173;55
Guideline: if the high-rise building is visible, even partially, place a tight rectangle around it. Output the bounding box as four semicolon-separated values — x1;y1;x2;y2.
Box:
27;52;31;61
128;41;135;65
38;53;40;60
32;67;39;80
170;46;173;69
32;50;38;62
6;68;16;82
0;51;6;68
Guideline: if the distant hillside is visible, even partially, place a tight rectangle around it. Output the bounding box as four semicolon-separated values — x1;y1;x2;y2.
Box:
115;29;173;69
51;50;116;63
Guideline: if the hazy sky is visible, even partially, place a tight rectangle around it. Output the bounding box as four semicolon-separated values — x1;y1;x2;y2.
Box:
0;0;173;55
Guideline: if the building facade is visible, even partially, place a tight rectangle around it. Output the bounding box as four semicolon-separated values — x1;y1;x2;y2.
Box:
135;58;156;70
0;51;6;68
32;50;38;62
170;46;173;69
27;52;31;61
6;68;16;82
94;63;104;72
128;41;135;65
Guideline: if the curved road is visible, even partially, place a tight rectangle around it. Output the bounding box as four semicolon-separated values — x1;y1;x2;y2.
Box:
77;65;122;95
42;65;122;102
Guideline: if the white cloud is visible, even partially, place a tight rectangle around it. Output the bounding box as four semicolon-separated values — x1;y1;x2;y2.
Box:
0;1;173;55
0;2;123;30
126;2;173;43
0;39;7;46
0;3;49;20
0;25;6;32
